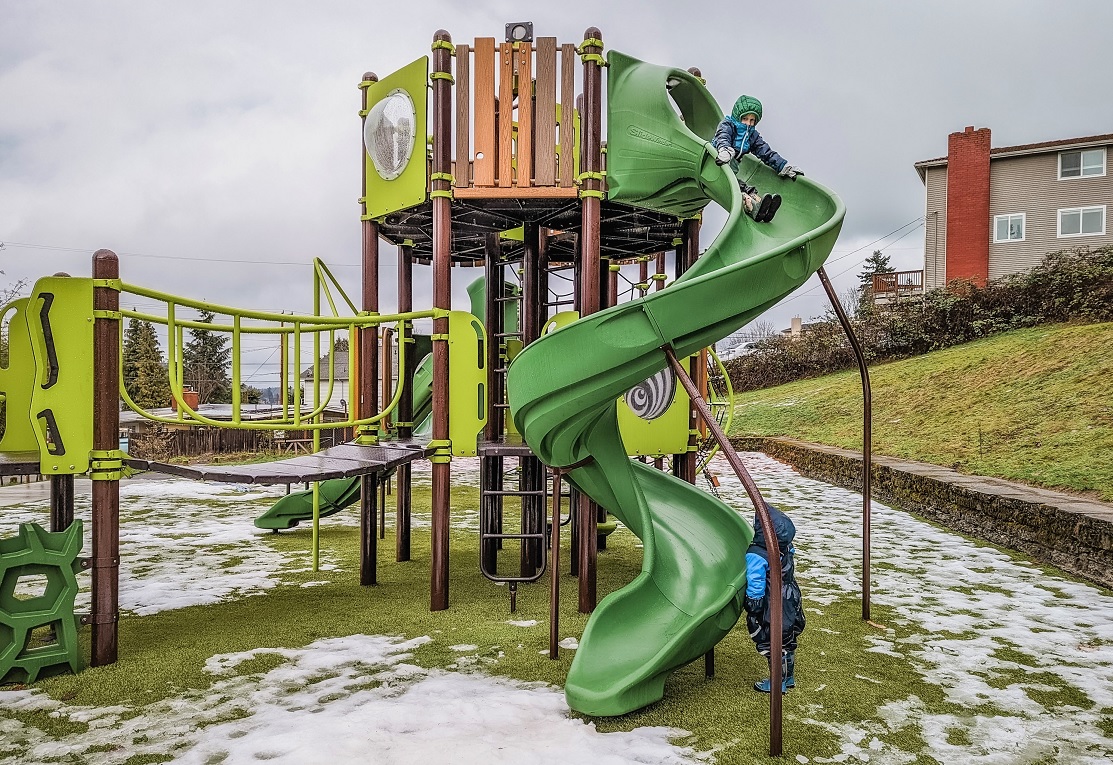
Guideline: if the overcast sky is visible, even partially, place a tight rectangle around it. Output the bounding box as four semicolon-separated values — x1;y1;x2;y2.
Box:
3;1;1111;383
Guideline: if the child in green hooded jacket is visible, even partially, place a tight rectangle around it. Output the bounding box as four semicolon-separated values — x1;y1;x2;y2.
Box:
711;95;803;223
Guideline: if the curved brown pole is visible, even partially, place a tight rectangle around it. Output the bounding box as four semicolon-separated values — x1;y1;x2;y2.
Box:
664;346;783;757
816;267;872;621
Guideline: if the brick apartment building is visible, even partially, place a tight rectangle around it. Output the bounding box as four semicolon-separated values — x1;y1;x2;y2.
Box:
915;127;1113;290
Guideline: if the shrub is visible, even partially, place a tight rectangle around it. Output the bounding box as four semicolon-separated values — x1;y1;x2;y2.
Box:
726;246;1113;392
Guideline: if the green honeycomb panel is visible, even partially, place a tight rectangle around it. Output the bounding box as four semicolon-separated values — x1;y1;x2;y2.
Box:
0;521;84;683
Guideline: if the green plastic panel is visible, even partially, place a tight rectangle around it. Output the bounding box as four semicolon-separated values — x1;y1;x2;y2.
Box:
615;368;691;457
448;311;487;456
27;277;95;476
0;298;41;453
362;56;429;220
0;521;84;684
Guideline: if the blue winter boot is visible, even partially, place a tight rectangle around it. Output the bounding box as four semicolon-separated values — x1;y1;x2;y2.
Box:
753;654;790;693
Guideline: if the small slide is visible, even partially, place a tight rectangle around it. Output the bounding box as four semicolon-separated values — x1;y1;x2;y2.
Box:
254;353;435;530
254;475;363;530
506;51;844;716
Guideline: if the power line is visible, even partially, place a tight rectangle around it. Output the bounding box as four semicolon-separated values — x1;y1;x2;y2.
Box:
777;219;926;307
0;240;372;268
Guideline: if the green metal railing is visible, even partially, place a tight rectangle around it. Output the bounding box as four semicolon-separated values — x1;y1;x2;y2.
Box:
118;258;445;438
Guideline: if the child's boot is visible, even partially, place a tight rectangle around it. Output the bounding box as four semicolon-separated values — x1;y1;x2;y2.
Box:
755;194;782;223
742;191;762;219
785;651;796;690
753;653;789;693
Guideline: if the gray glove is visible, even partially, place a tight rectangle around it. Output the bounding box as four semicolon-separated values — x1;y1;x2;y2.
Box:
716;146;735;165
779;164;803;181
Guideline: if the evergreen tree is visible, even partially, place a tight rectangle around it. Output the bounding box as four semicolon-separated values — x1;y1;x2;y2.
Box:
123;318;172;409
182;309;232;404
856;250;897;313
857;250;895;288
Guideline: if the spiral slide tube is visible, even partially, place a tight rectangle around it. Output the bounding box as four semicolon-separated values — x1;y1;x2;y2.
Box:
507;51;843;716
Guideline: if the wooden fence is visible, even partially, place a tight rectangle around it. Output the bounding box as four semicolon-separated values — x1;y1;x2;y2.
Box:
128;426;354;461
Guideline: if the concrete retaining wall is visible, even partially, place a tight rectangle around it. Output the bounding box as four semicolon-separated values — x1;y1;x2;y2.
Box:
731;436;1113;591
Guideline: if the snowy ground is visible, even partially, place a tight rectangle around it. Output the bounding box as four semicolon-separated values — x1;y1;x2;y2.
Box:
2;453;1112;763
710;453;1113;765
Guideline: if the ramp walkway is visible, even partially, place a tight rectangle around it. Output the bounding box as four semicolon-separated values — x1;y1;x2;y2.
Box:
126;441;431;485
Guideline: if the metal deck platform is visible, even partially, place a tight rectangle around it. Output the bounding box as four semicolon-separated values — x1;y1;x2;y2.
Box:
126;441;431;485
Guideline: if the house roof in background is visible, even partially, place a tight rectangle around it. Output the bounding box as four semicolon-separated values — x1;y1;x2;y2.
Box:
302;346;349;380
914;132;1113;180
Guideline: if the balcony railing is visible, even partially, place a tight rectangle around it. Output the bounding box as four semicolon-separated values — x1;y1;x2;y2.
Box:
872;270;924;304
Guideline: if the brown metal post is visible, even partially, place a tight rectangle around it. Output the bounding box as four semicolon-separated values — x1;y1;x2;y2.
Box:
576;27;604;614
673;221;699;485
360;474;378;585
481;233;504;575
654;251;666;291
664;346;784;756
483;234;504;440
430;30;454;611
50;475;74;532
359;70;381;584
521;223;545;575
396;242;415;561
380;327;393;543
817;267;873;620
549;469;562;659
91;249;120;666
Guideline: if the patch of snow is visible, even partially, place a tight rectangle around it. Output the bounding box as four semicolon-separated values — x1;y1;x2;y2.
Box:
0;635;707;765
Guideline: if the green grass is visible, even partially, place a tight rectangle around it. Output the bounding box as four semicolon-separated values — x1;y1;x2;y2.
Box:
728;322;1113;501
2;482;986;765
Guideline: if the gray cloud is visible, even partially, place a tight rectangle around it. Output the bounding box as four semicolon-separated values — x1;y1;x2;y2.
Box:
3;1;1111;376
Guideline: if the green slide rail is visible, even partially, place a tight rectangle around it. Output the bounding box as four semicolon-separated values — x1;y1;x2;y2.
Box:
507;51;844;716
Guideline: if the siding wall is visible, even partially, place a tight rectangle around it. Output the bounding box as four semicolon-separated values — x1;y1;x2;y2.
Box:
313;380;350;412
923;165;948;290
989;146;1113;280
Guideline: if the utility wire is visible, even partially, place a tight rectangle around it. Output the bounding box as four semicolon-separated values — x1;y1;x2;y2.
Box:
0;239;371;268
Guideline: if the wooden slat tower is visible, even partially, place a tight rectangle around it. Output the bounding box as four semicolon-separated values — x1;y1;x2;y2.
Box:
369;28;700;616
454;37;579;197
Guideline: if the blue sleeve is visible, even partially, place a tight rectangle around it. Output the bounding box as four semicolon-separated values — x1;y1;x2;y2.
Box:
750;131;787;172
745;552;769;599
712;117;735;150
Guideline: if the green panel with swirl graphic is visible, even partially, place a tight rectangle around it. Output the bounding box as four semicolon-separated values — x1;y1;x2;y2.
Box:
361;57;429;220
616;365;690;456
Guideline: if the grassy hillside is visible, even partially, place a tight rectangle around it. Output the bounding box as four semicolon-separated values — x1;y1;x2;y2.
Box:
728;322;1113;501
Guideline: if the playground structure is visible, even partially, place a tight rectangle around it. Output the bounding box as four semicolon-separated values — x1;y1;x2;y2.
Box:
0;25;869;755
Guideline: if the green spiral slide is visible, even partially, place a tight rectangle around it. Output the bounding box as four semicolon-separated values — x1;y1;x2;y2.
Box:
506;51;844;716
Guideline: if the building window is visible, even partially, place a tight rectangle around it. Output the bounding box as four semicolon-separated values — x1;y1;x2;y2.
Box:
1059;148;1106;179
1058;206;1106;237
993;213;1025;243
